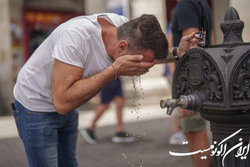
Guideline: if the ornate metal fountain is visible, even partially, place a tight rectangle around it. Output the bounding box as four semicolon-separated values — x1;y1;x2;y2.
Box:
160;7;250;167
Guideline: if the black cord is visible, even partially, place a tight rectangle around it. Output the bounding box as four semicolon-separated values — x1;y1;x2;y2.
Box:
198;1;209;46
199;2;204;32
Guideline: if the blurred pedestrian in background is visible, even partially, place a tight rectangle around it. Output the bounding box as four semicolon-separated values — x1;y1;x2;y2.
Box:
164;10;186;145
171;0;215;166
81;78;135;144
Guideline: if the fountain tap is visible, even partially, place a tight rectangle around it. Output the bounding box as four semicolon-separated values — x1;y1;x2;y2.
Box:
160;96;187;115
160;92;204;115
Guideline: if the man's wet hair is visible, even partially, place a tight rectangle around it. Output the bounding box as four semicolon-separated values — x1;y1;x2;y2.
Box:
117;14;168;60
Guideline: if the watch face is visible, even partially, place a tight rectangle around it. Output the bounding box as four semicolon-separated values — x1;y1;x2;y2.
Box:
173;47;179;60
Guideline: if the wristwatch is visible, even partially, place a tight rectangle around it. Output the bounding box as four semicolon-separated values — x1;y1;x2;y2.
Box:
172;47;179;61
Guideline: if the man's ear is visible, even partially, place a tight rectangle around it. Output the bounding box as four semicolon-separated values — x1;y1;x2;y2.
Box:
117;40;129;54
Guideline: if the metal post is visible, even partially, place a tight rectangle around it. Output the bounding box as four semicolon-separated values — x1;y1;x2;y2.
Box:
0;0;12;115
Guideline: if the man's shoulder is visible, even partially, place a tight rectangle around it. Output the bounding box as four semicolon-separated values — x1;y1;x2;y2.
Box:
59;17;99;36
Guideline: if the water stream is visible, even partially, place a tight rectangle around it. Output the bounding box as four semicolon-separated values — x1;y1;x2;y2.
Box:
124;76;145;166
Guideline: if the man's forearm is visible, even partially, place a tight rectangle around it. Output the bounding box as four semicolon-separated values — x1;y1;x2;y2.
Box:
53;65;115;114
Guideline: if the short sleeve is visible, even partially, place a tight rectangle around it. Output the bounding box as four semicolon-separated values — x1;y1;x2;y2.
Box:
105;13;129;27
52;30;86;69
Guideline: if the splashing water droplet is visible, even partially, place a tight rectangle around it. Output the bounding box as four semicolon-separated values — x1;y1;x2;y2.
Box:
121;153;127;159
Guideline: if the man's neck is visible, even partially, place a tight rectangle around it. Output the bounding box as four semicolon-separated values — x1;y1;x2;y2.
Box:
97;18;117;60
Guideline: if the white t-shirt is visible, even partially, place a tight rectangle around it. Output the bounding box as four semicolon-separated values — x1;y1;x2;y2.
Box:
14;13;128;112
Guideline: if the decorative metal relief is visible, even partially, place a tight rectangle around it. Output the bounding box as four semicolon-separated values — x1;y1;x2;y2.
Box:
174;51;223;103
175;60;193;96
188;56;203;86
232;53;250;104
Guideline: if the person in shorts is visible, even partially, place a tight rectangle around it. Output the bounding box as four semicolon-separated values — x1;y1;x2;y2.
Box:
81;78;135;144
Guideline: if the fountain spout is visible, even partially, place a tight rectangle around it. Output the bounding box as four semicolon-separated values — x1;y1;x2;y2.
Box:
160;92;205;115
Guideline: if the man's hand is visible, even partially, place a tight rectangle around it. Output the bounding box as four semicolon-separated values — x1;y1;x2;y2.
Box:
113;55;155;76
177;32;197;58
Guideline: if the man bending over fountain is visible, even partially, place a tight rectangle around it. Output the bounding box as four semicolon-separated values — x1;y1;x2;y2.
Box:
12;13;196;167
